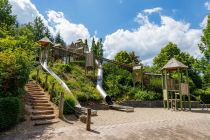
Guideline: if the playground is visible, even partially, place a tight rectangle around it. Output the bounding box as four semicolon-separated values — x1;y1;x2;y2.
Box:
1;1;210;140
1;108;210;140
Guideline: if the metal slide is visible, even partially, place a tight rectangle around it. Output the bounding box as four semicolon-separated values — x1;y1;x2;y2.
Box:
40;47;97;115
95;60;134;112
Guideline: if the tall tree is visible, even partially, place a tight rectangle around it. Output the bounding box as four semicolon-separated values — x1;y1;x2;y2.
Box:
198;15;210;84
45;28;54;42
0;0;16;35
153;42;180;69
55;32;65;46
115;51;132;64
129;51;140;64
32;16;46;41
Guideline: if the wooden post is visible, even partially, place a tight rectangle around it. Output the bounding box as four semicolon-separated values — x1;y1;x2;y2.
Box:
161;71;166;108
44;73;48;91
86;108;91;131
50;82;55;101
59;92;64;119
36;68;39;83
186;70;191;111
178;68;183;111
164;70;169;110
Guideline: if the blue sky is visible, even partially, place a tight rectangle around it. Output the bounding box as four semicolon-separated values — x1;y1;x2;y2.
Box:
9;0;210;64
31;0;209;38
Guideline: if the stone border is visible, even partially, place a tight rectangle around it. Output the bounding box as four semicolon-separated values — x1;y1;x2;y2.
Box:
121;100;201;108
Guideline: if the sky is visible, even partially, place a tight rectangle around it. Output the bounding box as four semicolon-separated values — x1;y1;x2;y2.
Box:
9;0;210;64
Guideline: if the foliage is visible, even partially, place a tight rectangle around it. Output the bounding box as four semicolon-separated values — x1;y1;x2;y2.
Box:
55;32;65;46
114;51;132;64
134;90;162;101
0;97;24;131
193;88;210;104
0;48;34;96
0;0;16;34
198;15;210;84
153;42;180;69
91;38;103;58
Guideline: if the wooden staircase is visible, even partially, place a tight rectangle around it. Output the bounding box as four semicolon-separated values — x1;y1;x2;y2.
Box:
25;81;59;126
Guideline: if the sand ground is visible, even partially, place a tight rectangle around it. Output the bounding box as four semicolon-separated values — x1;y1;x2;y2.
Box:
1;108;210;140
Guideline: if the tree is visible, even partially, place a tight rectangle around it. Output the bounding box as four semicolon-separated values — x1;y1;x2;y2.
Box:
0;0;16;35
198;15;210;84
129;51;140;64
115;51;132;64
45;28;54;42
32;16;46;41
153;42;180;69
55;32;65;46
91;38;97;55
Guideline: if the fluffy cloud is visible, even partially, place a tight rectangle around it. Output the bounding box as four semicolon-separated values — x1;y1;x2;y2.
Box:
104;12;202;65
205;1;210;10
47;10;90;44
143;7;162;14
9;0;90;44
9;0;40;24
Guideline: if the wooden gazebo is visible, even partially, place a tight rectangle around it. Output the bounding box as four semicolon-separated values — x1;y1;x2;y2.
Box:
161;58;191;111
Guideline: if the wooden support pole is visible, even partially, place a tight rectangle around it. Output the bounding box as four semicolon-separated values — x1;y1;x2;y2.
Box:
36;68;39;83
186;70;191;111
59;92;64;119
44;73;48;91
50;82;55;101
178;68;183;111
86;108;91;131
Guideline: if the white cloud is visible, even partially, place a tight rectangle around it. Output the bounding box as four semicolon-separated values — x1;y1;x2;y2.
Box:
9;0;40;24
47;10;90;44
9;0;90;44
205;1;210;10
104;12;202;65
143;7;162;14
200;16;208;28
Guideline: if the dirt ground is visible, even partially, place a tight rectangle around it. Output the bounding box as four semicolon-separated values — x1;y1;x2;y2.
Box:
1;108;210;140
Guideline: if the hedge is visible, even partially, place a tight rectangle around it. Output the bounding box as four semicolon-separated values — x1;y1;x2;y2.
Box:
0;97;24;131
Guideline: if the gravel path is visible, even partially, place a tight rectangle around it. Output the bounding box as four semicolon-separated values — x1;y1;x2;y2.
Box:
1;108;210;140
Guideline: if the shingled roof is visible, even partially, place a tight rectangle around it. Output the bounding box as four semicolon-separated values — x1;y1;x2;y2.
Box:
38;37;52;46
162;58;188;70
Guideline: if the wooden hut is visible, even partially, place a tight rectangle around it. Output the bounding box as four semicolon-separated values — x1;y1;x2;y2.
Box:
162;58;191;111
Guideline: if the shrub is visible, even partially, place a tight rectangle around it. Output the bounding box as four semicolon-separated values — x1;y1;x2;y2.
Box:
63;94;76;114
0;97;24;131
134;90;162;101
0;48;34;97
193;88;210;104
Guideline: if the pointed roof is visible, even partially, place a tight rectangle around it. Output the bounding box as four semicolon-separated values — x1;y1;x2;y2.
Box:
38;37;52;46
162;58;188;70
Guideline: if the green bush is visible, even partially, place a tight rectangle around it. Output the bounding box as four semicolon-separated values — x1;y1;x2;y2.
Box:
147;78;162;93
63;95;76;114
134;90;162;101
0;97;24;131
193;88;210;104
0;48;34;97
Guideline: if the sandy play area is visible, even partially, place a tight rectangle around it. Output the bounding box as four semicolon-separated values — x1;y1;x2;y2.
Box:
1;108;210;140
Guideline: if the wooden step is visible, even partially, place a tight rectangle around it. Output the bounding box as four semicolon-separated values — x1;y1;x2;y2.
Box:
31;103;51;107
33;106;54;110
29;97;49;100
32;110;54;115
29;100;49;103
31;114;55;120
27;89;42;91
33;119;59;126
28;95;46;98
27;92;45;95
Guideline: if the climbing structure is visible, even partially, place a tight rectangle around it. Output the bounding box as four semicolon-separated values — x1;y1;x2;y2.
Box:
162;58;191;111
